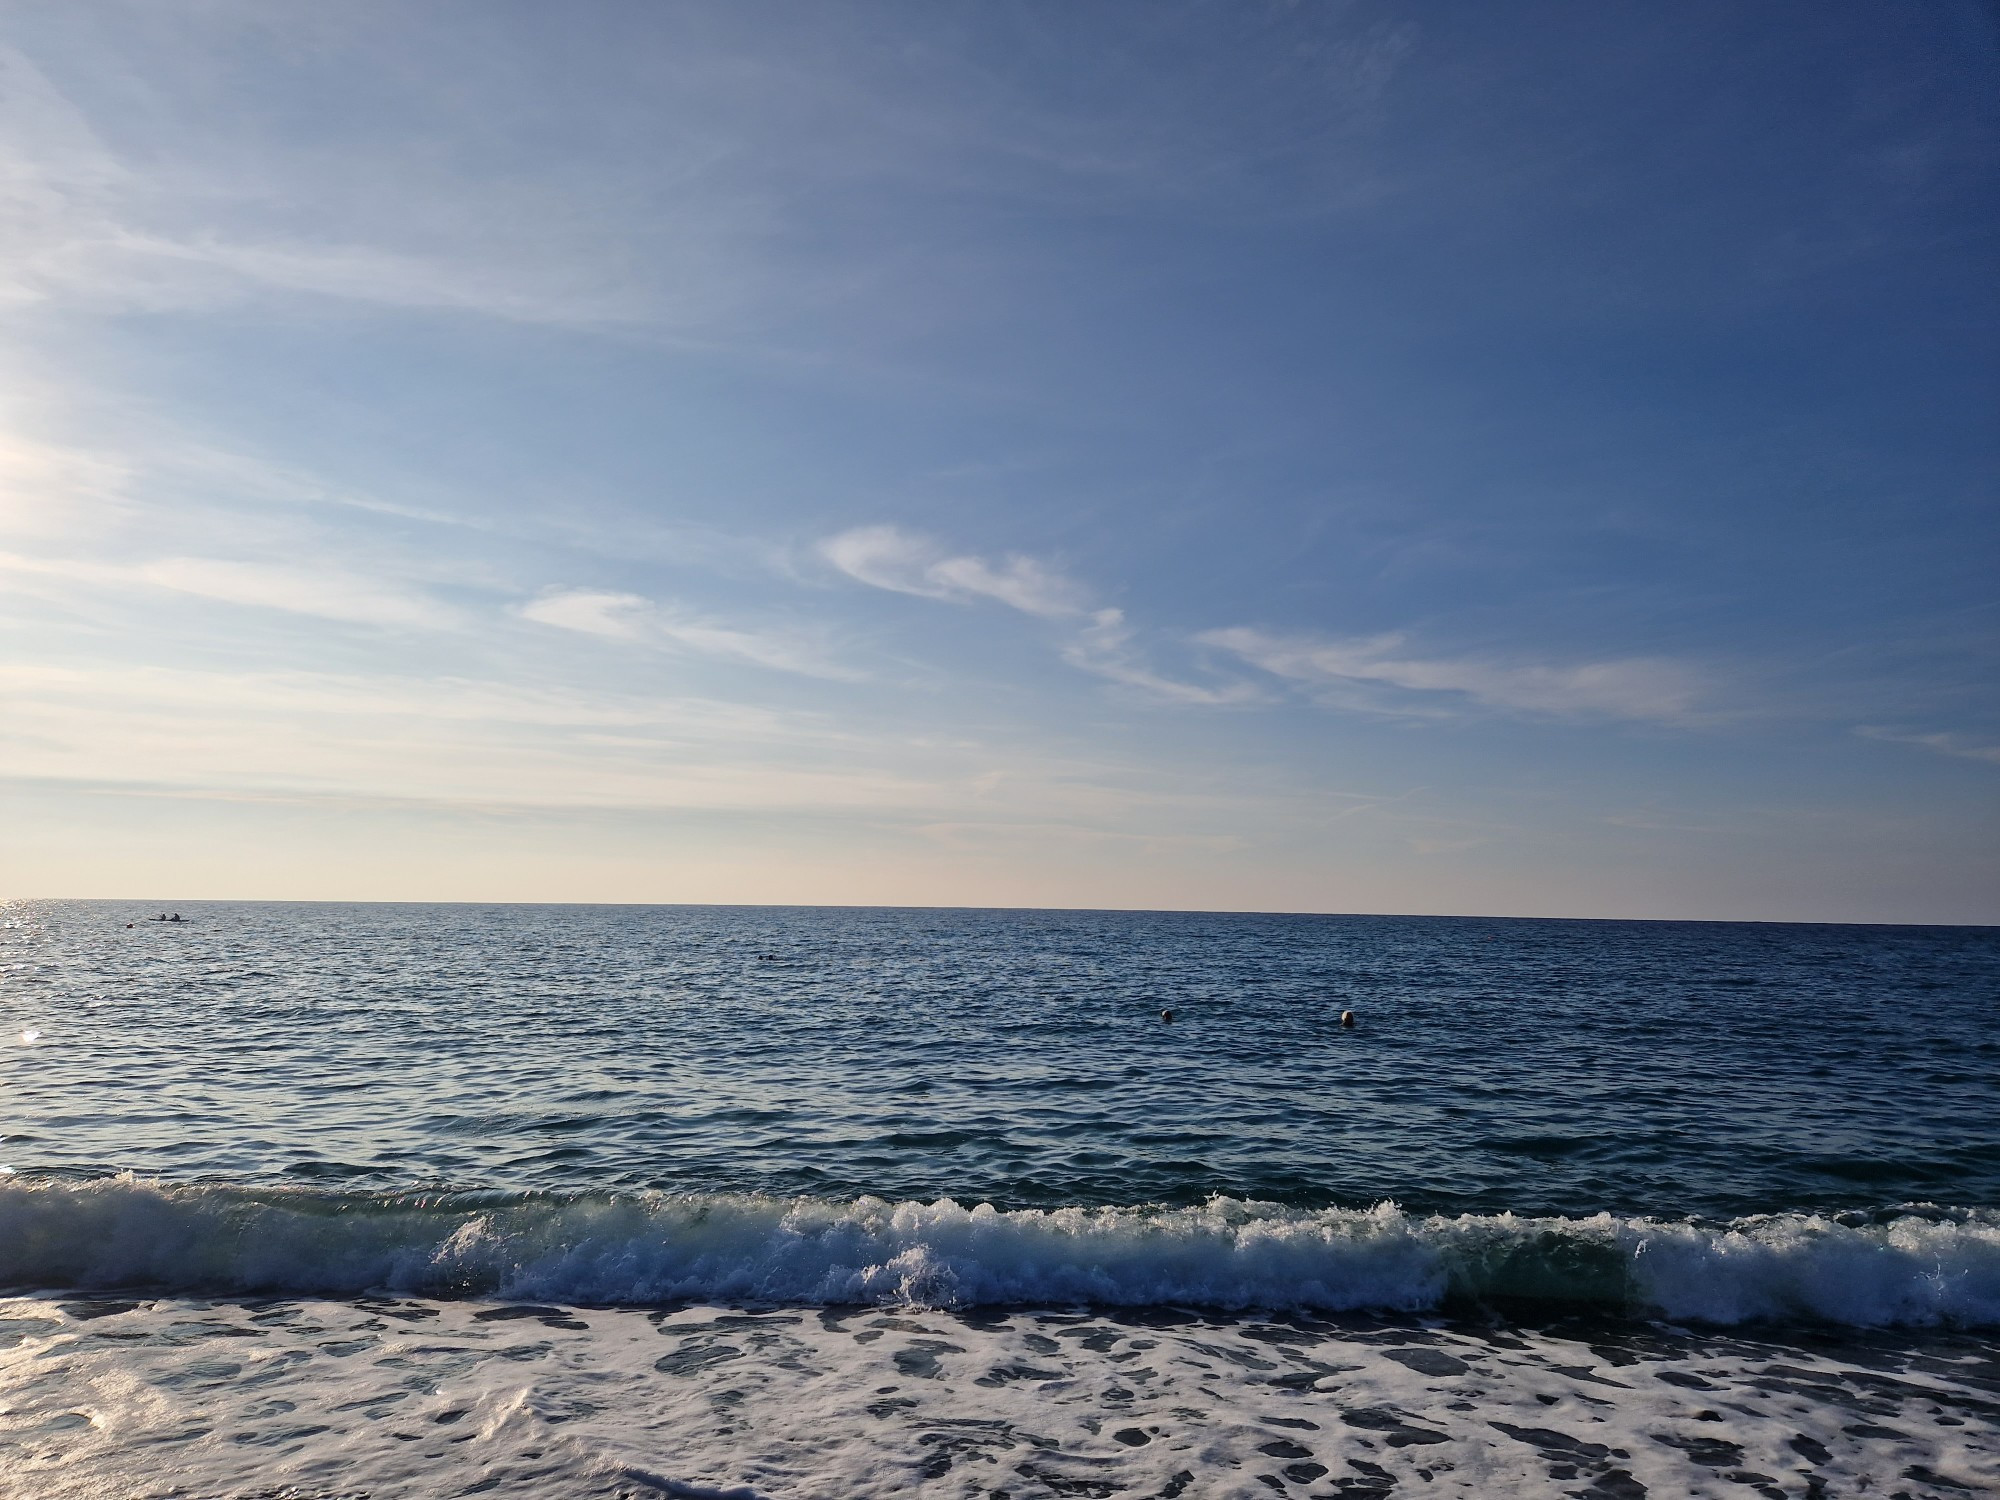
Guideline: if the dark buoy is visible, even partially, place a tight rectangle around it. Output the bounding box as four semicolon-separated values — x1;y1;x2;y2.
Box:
1339;1010;1356;1028
1160;1008;1176;1023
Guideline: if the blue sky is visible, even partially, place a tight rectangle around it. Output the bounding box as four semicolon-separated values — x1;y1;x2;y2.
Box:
2;0;1995;920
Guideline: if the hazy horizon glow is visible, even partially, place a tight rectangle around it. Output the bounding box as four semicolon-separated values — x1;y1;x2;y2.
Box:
3;2;1996;922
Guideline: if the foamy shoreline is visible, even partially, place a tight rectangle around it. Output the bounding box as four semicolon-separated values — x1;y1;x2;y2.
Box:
3;1291;1994;1498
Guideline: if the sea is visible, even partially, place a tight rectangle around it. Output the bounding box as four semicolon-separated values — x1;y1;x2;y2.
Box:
1;900;1996;1499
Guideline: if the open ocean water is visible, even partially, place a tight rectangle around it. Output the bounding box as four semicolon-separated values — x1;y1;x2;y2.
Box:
0;900;1996;1499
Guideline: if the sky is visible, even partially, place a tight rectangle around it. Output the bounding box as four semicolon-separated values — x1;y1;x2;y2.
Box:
1;0;1995;922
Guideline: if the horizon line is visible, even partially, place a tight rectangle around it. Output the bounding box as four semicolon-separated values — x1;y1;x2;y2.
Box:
10;896;1993;931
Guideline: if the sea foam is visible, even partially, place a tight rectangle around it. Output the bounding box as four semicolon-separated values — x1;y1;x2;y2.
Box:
2;1179;1996;1327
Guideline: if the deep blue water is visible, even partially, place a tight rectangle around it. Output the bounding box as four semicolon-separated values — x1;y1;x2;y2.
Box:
4;900;1996;1220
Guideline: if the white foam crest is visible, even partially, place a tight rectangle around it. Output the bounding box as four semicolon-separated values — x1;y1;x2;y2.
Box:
1623;1210;2000;1325
1;1179;1996;1327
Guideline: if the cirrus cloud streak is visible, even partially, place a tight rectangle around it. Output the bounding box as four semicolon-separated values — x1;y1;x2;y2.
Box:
1198;626;1707;725
819;525;1088;619
518;586;859;680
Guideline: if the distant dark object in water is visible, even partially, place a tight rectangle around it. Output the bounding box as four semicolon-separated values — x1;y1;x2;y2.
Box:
1340;1010;1356;1028
1160;1008;1175;1023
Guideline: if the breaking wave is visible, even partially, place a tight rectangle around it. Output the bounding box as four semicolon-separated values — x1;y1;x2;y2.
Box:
2;1179;1996;1327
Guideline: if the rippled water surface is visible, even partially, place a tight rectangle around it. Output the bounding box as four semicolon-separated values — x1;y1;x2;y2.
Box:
5;901;1995;1218
6;902;2000;1498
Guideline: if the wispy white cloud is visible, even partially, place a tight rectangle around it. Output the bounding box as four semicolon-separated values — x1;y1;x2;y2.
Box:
0;41;744;334
0;662;922;813
819;525;1087;618
1854;726;2000;766
0;663;806;736
110;232;645;326
0;661;1303;839
0;385;337;546
821;526;1255;705
1062;608;1261;707
141;556;456;630
1200;626;1704;723
0;424;133;540
926;552;1087;619
0;0;1421;351
0;549;458;630
518;585;858;680
518;588;649;641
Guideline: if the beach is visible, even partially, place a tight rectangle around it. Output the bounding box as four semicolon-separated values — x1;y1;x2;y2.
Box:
1;901;1995;1497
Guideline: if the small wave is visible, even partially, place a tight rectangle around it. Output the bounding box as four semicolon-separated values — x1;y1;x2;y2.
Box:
1;1180;1995;1327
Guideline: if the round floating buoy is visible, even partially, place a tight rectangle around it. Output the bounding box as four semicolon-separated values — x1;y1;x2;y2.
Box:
1339;1010;1356;1028
1160;1008;1176;1023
